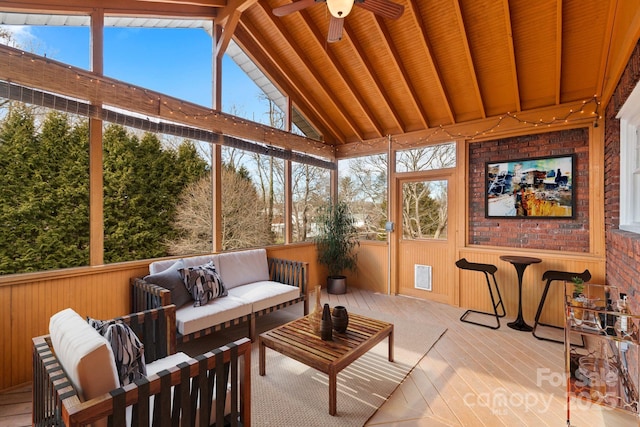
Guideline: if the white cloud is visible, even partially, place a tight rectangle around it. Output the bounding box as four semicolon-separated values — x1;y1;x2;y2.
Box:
0;25;37;49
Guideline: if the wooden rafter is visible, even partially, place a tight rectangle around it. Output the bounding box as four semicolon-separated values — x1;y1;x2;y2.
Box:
234;20;344;142
211;0;259;58
370;14;430;128
298;9;384;137
502;0;521;112
341;20;405;133
555;0;562;105
407;0;455;123
594;0;620;102
256;0;364;142
2;0;221;15
451;0;484;119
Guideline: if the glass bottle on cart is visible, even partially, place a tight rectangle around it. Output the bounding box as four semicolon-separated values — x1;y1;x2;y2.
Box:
565;283;640;424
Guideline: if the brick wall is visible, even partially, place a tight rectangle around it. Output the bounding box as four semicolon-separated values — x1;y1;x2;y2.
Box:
605;39;640;311
468;128;590;252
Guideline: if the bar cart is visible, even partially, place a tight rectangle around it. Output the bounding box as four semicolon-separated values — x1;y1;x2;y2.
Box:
565;282;640;426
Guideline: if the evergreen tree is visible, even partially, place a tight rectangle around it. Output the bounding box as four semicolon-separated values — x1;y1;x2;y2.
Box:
0;108;208;274
102;125;208;262
0;107;89;273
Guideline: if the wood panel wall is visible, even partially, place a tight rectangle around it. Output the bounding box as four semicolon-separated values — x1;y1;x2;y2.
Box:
457;248;605;328
0;263;149;390
0;245;318;391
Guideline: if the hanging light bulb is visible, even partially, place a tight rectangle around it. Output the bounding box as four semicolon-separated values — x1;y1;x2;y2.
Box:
327;0;354;18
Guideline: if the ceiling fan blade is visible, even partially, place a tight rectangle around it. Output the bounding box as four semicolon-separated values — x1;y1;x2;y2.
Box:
356;0;404;20
273;0;321;16
327;16;345;42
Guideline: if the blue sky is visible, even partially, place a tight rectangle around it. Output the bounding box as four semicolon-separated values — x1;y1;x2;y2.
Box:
3;24;272;123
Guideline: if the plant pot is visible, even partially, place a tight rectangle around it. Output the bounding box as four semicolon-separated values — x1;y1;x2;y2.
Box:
327;275;347;295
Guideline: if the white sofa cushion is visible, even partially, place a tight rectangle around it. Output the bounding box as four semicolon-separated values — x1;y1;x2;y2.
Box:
149;255;220;275
217;249;269;289
49;308;119;402
176;296;252;336
227;281;301;312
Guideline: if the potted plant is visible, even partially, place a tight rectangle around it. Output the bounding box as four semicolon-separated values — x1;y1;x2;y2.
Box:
314;201;360;294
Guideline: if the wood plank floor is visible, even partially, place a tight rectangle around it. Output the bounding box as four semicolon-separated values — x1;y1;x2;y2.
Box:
2;288;637;426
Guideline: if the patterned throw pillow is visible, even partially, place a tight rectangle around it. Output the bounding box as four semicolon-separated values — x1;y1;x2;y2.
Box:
88;317;147;386
179;261;227;307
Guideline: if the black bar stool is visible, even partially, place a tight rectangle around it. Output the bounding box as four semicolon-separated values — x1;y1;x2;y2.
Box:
455;258;506;329
533;269;591;343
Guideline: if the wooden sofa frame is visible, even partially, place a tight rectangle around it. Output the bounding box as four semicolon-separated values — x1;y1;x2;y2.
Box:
131;257;309;343
32;305;251;427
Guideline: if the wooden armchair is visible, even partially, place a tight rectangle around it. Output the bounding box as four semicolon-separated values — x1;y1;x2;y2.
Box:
32;305;251;427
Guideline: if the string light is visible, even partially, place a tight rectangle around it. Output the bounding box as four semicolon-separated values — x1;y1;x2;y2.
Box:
340;96;601;155
2;46;600;160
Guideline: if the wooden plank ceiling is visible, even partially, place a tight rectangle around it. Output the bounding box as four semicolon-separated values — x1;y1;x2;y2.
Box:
4;0;640;148
232;0;640;146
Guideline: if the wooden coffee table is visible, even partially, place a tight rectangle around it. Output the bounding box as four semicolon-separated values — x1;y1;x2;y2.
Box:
259;312;394;416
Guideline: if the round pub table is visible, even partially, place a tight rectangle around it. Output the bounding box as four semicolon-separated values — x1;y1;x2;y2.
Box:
499;255;542;331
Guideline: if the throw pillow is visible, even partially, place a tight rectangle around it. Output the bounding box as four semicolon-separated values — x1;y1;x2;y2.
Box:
143;259;192;308
179;261;227;307
88;318;147;386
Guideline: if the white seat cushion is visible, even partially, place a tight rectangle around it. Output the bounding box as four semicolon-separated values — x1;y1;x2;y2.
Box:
145;351;192;375
176;296;252;336
227;281;301;312
49;308;119;402
217;249;269;289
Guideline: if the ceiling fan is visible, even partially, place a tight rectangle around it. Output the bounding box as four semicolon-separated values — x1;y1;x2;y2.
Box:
272;0;404;43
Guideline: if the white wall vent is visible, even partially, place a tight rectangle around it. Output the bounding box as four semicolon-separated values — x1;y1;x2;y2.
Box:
414;264;432;291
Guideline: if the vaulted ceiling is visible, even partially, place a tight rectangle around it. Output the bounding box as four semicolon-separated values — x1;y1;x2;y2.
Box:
3;0;640;151
234;0;640;146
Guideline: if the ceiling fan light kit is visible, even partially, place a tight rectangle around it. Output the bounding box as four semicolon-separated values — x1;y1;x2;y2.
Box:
327;0;354;18
272;0;404;42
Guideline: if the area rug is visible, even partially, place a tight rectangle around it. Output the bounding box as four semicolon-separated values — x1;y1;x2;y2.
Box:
178;305;446;426
251;307;447;426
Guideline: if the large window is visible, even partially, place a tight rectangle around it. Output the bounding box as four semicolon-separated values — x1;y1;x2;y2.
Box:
104;26;212;108
396;142;456;172
617;82;640;234
0;102;90;274
222;146;284;249
101;121;211;263
338;154;388;241
292;162;330;242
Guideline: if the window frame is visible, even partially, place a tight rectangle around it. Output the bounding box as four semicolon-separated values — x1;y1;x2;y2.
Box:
617;82;640;234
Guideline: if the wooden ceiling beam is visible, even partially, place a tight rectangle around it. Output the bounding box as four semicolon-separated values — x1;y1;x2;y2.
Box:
600;2;640;105
554;0;562;105
594;0;619;102
215;13;240;58
408;0;455;123
0;43;334;157
135;0;223;6
341;21;405;133
452;0;484;119
370;14;430;128
336;99;600;158
502;0;521;112
257;0;364;142
215;0;257;26
297;9;384;137
1;0;220;16
235;20;345;143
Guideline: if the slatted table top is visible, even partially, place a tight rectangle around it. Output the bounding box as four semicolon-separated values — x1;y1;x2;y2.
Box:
258;311;394;415
260;312;393;371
